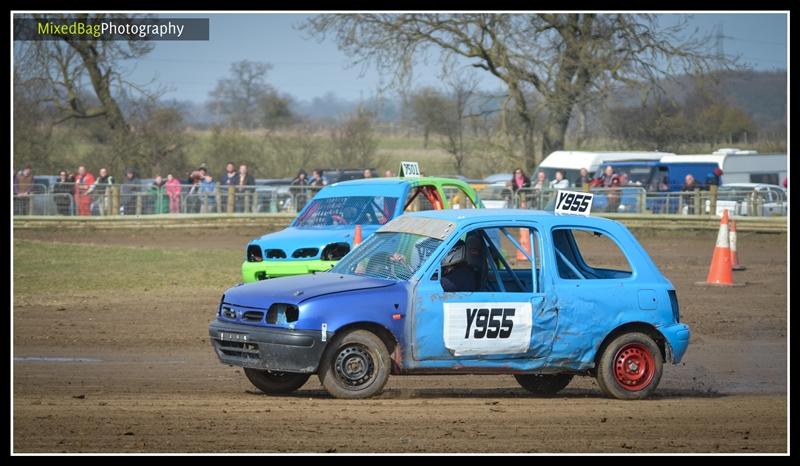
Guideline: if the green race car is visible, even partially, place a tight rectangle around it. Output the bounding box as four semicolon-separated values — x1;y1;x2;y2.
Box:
242;176;483;282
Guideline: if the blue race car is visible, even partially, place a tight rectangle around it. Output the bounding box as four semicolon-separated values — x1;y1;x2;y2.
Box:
211;207;689;400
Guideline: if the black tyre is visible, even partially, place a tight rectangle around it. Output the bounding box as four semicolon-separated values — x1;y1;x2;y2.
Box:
318;330;391;399
244;368;310;395
596;332;663;400
514;373;574;395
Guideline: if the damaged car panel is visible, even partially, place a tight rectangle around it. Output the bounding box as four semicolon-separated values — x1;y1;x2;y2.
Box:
213;204;690;399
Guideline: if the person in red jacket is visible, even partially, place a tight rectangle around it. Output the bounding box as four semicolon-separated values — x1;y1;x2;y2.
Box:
74;165;96;216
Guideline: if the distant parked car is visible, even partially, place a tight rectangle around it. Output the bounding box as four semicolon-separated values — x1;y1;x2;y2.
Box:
714;183;787;217
439;174;482;184
483;173;514;185
476;185;513;208
323;168;377;184
253;178;294;213
32;175;58;191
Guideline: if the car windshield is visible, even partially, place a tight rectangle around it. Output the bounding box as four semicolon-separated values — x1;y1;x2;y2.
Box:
331;232;442;281
717;187;755;201
293;196;399;227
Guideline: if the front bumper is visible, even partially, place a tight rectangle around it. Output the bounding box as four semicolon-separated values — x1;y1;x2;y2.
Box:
209;320;330;373
660;323;691;363
241;260;337;282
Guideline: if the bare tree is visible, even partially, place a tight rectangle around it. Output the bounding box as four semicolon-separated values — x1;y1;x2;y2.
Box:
209;60;267;129
259;92;295;130
18;13;159;133
303;14;727;169
436;75;480;174
265;120;322;177
331;107;379;168
405;87;449;147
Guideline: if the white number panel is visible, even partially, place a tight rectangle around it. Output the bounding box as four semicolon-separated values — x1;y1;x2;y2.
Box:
443;302;533;356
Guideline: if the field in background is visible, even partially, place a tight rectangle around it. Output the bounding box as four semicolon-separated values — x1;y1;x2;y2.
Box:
31;126;787;181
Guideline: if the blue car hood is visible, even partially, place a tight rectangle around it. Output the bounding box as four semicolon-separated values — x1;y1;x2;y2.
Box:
251;225;382;253
223;272;396;308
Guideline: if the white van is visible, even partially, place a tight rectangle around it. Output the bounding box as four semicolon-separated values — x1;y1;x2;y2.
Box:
661;149;787;186
535;151;672;185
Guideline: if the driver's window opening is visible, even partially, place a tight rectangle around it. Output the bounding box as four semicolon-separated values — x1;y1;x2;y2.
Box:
553;228;633;280
443;186;477;209
439;227;541;293
404;186;442;212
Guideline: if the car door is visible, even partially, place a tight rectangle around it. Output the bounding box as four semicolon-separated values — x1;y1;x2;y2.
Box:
402;184;444;212
549;226;639;357
411;223;557;362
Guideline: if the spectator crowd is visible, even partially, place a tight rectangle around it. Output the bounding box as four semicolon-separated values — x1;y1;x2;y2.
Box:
13;162;390;216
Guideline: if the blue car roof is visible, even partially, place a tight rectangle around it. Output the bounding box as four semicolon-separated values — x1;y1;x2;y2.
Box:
404;209;622;230
329;178;410;187
316;178;409;198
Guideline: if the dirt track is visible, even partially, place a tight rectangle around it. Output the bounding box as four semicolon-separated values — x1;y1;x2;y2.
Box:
13;227;788;453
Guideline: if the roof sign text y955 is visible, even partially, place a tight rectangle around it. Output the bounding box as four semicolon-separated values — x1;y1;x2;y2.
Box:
555;190;593;216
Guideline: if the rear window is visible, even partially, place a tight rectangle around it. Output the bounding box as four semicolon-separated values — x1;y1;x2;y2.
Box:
552;228;633;280
750;174;779;185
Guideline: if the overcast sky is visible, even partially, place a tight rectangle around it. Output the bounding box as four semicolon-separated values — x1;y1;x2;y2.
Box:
106;13;789;103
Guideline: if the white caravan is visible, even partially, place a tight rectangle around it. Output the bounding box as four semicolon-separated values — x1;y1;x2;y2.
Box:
661;149;787;186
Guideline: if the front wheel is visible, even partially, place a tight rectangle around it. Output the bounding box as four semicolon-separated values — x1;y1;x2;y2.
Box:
244;368;310;395
596;332;663;400
318;330;391;399
514;373;573;396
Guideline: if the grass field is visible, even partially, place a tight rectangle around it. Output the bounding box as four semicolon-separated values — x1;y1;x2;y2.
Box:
13;239;241;296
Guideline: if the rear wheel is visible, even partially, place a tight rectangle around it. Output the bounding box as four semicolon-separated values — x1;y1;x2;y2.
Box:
318;330;391;399
596;332;663;400
244;368;310;395
514;374;573;396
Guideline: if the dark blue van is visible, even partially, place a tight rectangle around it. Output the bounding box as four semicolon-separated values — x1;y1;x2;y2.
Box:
593;160;720;192
592;161;720;213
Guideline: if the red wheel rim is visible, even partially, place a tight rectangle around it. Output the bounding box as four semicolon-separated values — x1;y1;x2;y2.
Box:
613;343;655;391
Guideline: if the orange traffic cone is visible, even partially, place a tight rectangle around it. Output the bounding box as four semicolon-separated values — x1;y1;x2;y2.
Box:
729;218;746;270
352;224;363;247
698;209;736;286
516;228;532;260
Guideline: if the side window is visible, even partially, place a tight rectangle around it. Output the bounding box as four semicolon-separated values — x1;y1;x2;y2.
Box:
404;186;442;212
443;186;477;209
750;173;779;185
552;228;632;280
438;227;541;293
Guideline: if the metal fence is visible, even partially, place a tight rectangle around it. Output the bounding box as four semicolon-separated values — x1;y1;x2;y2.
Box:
12;182;786;217
502;185;786;216
13;183;49;195
12;184;325;217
